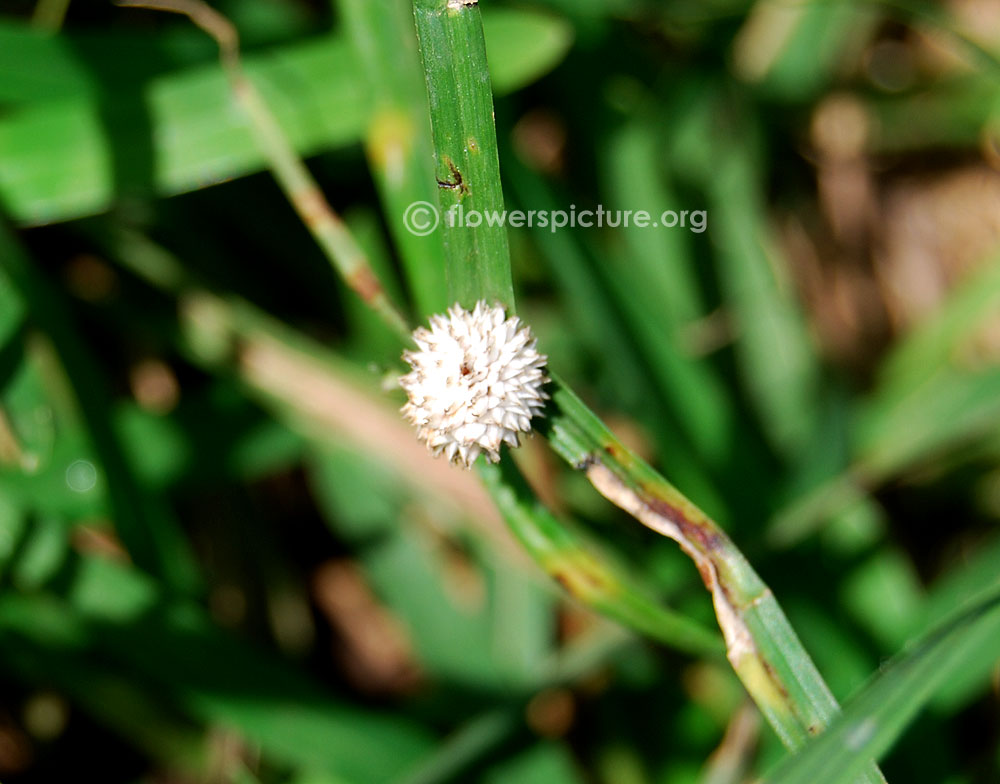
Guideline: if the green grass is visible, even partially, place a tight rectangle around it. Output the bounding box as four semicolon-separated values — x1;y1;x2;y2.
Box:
1;1;999;783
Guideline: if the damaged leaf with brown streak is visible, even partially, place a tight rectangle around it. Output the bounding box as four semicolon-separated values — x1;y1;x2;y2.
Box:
478;455;724;658
542;375;887;783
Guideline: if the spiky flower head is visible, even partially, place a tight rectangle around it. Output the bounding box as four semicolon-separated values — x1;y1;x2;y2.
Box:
400;301;548;467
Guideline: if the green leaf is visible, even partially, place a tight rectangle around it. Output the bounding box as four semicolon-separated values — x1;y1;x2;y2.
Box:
765;584;1000;784
0;21;97;102
868;76;1000;154
0;265;25;347
0;221;201;592
482;9;573;94
0;555;437;782
307;445;556;689
854;257;1000;478
668;87;823;459
706;123;821;459
732;0;876;99
0;10;572;227
599;117;734;464
482;741;585;784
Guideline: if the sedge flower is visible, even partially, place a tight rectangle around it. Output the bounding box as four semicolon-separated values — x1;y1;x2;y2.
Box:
400;301;548;467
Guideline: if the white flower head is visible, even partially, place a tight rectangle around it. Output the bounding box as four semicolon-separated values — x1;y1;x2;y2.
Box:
401;301;548;467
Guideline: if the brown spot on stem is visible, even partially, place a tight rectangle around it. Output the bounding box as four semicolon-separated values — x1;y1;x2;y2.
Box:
603;442;624;459
585;460;757;665
348;267;384;303
692;560;715;592
436;157;468;195
752;655;796;722
296;184;334;230
643;492;723;554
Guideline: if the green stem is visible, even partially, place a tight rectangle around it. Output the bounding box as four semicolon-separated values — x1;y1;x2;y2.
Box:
412;0;514;310
480;456;723;658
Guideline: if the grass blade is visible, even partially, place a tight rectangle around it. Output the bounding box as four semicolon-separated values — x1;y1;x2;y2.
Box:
0;12;569;226
766;582;1000;784
412;0;514;309
480;455;723;658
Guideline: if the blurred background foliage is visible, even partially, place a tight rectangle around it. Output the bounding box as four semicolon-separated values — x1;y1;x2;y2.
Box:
1;0;999;782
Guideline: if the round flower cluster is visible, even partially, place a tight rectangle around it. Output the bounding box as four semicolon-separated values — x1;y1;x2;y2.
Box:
400;301;548;467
